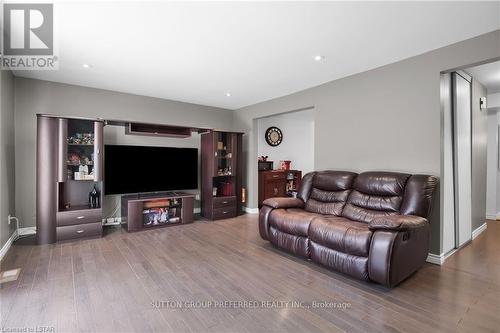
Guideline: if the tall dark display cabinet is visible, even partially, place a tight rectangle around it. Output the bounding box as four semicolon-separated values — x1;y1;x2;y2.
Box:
36;115;104;244
201;131;243;220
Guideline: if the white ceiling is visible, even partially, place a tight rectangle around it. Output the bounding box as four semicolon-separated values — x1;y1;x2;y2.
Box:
13;1;500;110
467;61;500;94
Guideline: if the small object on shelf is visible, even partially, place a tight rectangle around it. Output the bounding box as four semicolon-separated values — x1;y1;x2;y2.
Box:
213;187;218;197
280;160;291;170
68;133;94;145
258;160;273;171
64;202;71;209
68;152;81;164
259;156;269;161
89;185;100;208
218;181;233;197
217;141;224;150
79;164;89;176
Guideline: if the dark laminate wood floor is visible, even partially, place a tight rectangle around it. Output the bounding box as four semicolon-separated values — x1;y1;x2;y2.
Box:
1;215;499;333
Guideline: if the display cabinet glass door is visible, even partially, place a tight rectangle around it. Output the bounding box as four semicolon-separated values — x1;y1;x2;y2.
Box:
58;119;103;182
214;132;235;176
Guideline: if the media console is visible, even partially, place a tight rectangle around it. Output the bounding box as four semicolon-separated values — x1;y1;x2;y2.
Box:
121;192;195;232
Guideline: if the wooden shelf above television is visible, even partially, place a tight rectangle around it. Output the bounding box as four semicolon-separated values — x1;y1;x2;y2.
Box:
126;122;192;138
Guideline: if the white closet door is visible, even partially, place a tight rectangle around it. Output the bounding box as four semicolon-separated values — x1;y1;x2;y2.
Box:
441;73;456;254
453;72;472;248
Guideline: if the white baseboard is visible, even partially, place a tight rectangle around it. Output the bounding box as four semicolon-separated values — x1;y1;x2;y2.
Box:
427;222;488;266
426;249;457;265
0;230;18;262
18;227;36;236
472;222;487;240
486;213;497;220
243;206;259;214
0;227;36;262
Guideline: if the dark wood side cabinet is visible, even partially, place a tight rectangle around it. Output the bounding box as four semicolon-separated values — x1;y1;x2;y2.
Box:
36;115;104;244
121;192;194;232
201;131;243;220
258;170;302;207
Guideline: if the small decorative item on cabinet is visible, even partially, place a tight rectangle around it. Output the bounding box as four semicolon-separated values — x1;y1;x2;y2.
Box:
89;185;100;208
258;160;273;171
280;160;291;170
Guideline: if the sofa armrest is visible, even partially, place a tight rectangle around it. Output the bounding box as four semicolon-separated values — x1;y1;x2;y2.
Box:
262;197;304;209
369;215;428;232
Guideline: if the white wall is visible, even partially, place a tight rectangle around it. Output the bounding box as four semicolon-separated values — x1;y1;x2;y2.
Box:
488;93;500;108
257;109;314;174
486;108;498;219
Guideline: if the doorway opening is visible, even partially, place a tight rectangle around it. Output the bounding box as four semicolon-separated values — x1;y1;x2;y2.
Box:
255;108;315;207
441;60;500;257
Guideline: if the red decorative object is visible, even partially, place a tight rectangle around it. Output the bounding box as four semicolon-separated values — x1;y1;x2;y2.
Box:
280;160;291;170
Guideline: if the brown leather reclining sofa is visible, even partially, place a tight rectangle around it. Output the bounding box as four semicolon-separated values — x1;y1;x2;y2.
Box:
259;171;438;287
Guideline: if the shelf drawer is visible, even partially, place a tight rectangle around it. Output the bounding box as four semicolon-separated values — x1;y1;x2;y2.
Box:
57;208;102;227
213;196;236;209
212;207;237;220
263;172;286;181
57;222;102;241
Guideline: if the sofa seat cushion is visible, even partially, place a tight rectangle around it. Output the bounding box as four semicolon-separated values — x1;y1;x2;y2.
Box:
269;208;325;237
269;226;310;258
310;241;369;280
309;217;373;257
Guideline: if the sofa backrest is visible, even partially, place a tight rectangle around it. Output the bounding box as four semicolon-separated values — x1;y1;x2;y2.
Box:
300;171;357;216
342;172;410;223
299;171;438;222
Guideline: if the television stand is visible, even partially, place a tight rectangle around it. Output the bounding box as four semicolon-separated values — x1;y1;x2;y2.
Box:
121;192;195;232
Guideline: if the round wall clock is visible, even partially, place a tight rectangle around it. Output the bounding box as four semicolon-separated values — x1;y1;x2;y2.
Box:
265;127;283;146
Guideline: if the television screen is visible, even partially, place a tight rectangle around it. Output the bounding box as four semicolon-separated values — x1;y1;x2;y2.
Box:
104;145;198;195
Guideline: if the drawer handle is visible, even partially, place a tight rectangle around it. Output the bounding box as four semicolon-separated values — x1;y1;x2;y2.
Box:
77;216;85;219
272;175;279;178
76;230;84;234
222;201;228;204
222;211;228;214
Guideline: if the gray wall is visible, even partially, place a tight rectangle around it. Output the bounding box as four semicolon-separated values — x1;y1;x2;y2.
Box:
14;78;234;229
471;79;488;231
1;70;17;249
233;30;500;255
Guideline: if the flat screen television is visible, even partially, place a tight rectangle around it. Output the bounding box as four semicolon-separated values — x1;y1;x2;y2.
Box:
104;145;198;195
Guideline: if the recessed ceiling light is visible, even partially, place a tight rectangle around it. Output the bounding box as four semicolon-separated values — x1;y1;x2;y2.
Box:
226;92;232;97
314;55;325;61
82;64;91;68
